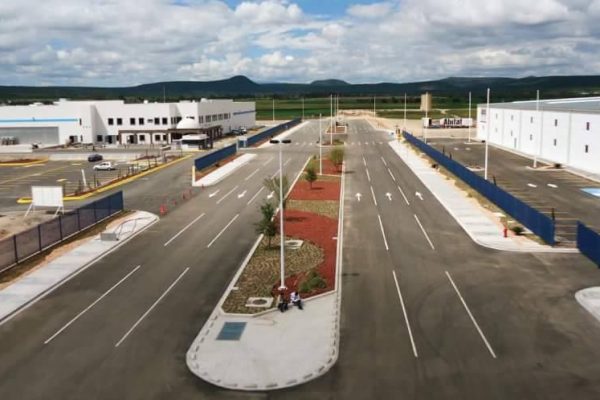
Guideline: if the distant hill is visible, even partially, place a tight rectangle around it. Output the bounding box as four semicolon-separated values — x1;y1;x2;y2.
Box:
1;75;600;102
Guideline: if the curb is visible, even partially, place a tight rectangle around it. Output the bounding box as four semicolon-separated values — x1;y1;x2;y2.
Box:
0;159;48;167
0;211;159;327
193;154;256;187
388;141;577;254
16;155;192;203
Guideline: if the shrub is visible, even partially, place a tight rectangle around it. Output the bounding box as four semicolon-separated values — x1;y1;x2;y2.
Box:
299;271;327;293
511;225;524;235
305;165;317;188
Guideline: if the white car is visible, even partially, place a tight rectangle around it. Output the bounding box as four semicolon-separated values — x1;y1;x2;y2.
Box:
93;161;116;171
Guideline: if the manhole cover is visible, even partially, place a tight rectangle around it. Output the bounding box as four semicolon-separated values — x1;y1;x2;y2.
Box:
245;297;274;308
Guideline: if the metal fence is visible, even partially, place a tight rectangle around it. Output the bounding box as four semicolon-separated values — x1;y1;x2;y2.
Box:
0;191;124;274
194;144;237;171
246;118;302;147
194;119;303;171
403;131;556;244
577;222;600;266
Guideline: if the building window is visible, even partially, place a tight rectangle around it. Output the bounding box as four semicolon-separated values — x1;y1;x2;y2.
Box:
162;117;168;125
154;117;160;125
163;135;167;141
199;116;204;123
510;130;513;137
554;119;558;127
147;118;153;123
130;117;136;125
79;118;82;126
585;145;589;153
530;116;533;123
495;114;498;120
96;135;103;142
154;134;161;141
139;117;144;125
117;118;123;126
511;115;514;121
530;134;533;141
553;138;557;146
108;118;114;126
586;122;590;131
139;135;146;142
176;116;182;123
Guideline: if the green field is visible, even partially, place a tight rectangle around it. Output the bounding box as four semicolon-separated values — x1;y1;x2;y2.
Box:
252;96;476;120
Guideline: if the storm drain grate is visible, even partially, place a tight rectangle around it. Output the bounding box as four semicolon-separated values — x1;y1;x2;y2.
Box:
216;322;246;341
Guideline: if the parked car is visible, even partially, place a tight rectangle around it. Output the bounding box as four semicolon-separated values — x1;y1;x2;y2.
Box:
93;161;116;171
88;153;103;162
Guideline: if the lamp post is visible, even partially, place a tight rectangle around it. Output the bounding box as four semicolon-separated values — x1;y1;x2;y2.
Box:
319;113;323;175
534;90;540;168
484;88;490;180
467;91;472;143
403;93;407;132
330;94;333;145
270;138;292;290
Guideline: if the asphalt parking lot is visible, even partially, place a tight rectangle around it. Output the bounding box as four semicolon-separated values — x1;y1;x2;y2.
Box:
428;138;600;242
0;159;141;207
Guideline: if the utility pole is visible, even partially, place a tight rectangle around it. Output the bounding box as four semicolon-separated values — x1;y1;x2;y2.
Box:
468;91;472;143
319;113;323;175
484;88;490;180
330;94;333;145
534;90;540;168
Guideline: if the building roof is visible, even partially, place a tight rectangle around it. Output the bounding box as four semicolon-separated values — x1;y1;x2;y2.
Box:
482;96;600;114
176;117;201;130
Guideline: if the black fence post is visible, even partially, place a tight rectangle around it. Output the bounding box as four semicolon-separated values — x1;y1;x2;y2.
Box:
58;215;63;240
38;225;42;252
108;195;112;217
93;199;98;222
77;208;81;231
13;235;18;263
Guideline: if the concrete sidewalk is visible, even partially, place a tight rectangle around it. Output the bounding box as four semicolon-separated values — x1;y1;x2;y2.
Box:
576;288;600;323
388;140;576;253
0;210;158;325
193;153;256;187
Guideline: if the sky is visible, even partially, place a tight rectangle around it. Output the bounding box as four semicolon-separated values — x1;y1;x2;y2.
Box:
1;0;599;86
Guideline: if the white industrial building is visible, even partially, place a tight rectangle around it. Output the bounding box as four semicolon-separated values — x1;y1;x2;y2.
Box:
477;96;600;175
0;98;255;148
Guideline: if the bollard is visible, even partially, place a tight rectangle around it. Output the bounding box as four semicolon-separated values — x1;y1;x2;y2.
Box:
504;227;508;238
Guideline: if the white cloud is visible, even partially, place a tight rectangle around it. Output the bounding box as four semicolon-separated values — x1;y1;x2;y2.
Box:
347;2;394;19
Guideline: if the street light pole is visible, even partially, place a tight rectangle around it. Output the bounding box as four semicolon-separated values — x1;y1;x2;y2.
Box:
534;90;540;168
319;113;323;175
403;93;407;132
330;94;333;145
484;88;490;180
468;91;472;143
302;97;304;120
269;138;292;290
272;98;275;122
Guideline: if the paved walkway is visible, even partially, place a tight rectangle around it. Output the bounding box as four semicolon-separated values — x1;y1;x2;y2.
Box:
193;153;256;187
0;210;158;324
388;140;576;253
576;288;600;323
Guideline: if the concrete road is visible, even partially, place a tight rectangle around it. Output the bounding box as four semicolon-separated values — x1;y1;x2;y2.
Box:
0;122;323;399
427;138;600;241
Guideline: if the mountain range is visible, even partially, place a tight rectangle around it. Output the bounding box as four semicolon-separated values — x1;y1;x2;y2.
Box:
2;75;600;102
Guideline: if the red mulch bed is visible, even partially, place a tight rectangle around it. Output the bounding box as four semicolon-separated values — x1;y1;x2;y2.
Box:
319;158;341;175
289;181;340;201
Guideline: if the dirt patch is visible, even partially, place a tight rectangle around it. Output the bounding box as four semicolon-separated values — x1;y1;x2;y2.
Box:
289;181;340;201
0;211;56;239
287;200;339;219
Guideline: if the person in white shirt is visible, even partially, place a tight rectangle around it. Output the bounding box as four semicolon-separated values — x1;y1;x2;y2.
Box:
290;291;303;310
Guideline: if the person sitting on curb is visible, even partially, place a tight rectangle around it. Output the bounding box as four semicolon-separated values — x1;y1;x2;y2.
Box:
277;290;289;313
290;291;303;310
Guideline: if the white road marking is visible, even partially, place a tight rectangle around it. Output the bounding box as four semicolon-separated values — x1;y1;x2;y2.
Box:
527;183;537;188
267;191;274;199
216;185;239;204
284;159;291;167
386;192;392;201
370;185;378;206
387;168;396;182
262;157;274;166
381;156;387;166
115;267;190;348
208;189;220;198
377;214;389;250
247;187;265;205
392;270;418;358
244;168;260;181
355;193;362;202
362;156;367;167
415;191;424;201
445;271;497;359
45;265;142;344
366;168;371;182
414;214;435;250
164;213;206;246
207;213;240;248
547;183;558;188
237;190;247;199
397;185;410;205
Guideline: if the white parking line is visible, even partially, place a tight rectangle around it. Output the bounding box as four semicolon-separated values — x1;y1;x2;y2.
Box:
115;267;190;348
414;214;435;250
547;183;558;188
362;156;367;167
45;265;142;344
216;185;239;204
377;214;389;250
381;156;387;166
397;185;410;205
164;213;205;246
445;271;497;359
262;157;274;166
392;270;418;358
366;168;371;182
387;168;396;182
247;187;265;205
284;159;291;167
370;185;378;206
244;168;260;181
207;213;240;248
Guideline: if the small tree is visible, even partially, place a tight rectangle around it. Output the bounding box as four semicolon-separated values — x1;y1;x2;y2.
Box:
263;175;289;209
255;202;277;248
328;146;345;172
305;165;317;189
